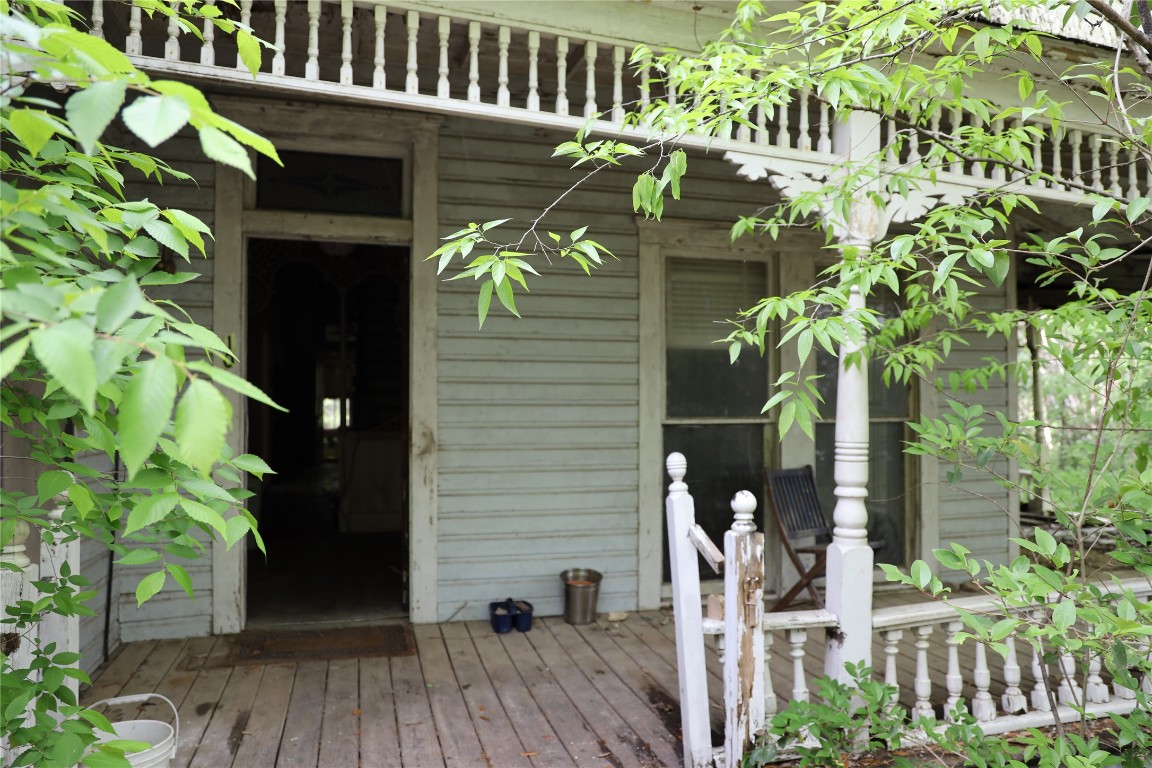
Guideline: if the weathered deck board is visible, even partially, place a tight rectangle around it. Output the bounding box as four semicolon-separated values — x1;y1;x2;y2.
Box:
82;605;1000;767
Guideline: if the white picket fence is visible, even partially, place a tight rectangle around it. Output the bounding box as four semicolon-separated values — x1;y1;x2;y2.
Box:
664;452;1152;767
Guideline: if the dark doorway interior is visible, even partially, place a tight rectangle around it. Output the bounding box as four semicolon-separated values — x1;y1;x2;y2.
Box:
245;239;409;628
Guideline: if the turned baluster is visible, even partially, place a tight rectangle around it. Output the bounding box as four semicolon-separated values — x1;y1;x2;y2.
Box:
1069;129;1083;188
372;6;387;88
199;0;216;65
1090;134;1103;190
1032;127;1045;187
989;119;1005;182
271;0;286;76
497;27;511;107
584;41;598;118
405;11;419;94
717;96;731;140
1030;620;1052;712
236;0;253;72
776;96;790;149
912;625;934;721
817;102;830;153
1057;648;1083;706
612;46;625;123
884;118;898;163
91;0;105;38
639;63;651;112
0;521;35;678
944;620;966;720
556;37;569;115
1127;146;1141;199
764;630;777;716
305;0;320;80
787;628;809;703
908;121;921;166
1051;128;1064;186
797;88;811;151
1105;140;1121;196
1142;642;1152;695
756;103;768;145
1001;632;1027;713
1085;653;1110;704
949;108;963;174
972;641;996;722
527;32;540;111
164;1;180;60
880;629;902;712
466;22;480;102
339;0;354;85
437;17;451;98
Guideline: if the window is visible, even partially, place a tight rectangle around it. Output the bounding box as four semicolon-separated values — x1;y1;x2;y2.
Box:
662;256;774;581
256;150;403;217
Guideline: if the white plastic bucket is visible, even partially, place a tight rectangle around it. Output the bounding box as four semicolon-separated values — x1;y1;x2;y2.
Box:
89;693;179;768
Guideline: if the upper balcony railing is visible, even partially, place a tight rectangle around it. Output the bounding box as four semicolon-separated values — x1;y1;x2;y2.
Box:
81;0;1147;205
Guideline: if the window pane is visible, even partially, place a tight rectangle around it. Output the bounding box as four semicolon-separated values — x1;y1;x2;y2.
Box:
663;424;767;581
814;423;906;566
256;150;403;217
666;258;768;418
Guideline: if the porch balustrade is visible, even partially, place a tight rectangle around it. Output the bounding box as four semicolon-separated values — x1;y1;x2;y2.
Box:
665;452;1152;766
79;1;1147;204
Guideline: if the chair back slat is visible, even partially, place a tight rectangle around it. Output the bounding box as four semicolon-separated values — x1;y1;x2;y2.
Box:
765;466;829;539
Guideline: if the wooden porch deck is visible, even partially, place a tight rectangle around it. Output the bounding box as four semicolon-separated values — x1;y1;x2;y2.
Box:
80;592;998;768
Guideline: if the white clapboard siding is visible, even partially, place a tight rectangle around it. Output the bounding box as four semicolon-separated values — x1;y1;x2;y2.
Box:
79;539;114;674
935;279;1013;567
435;117;762;621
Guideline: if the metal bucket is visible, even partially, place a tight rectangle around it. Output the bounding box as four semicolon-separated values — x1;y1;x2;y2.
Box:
559;568;602;624
89;693;179;768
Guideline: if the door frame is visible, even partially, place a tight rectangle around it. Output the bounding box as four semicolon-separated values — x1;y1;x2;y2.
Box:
211;98;442;631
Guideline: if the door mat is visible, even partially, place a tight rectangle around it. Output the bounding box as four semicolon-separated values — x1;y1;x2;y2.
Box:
223;625;415;666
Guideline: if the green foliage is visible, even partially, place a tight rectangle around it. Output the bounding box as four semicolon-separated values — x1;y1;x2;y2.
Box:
2;2;277;765
745;663;908;768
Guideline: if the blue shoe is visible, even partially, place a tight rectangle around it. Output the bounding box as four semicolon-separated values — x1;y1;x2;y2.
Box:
489;600;515;633
513;600;533;632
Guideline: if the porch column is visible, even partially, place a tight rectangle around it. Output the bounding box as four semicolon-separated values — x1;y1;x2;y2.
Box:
823;111;881;682
823;277;874;682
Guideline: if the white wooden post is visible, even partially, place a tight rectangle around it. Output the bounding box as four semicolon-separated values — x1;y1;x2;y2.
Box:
823;281;875;682
665;453;714;768
724;491;764;768
0;520;38;732
824;110;881;684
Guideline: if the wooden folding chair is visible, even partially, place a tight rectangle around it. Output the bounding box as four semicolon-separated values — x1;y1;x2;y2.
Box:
764;465;884;612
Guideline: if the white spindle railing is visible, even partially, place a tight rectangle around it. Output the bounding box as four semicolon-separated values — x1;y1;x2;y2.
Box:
90;3;1148;214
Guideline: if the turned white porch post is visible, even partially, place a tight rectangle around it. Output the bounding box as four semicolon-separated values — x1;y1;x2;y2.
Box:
824;111;882;682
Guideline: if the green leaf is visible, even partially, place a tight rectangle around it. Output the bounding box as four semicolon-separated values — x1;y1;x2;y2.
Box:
232;454;274;478
48;731;86;767
165;563;195;598
1125;196;1149;223
494;277;520;318
1051;599;1075;632
477;280;494;328
187;361;285;411
96;275;143;334
236;29;262;77
224;514;251;548
119;357;178;478
143;219;189;260
175;379;231;475
124;493;179;535
0;335;31;381
121;95;192;148
199;125;254;178
114;549;163;566
180;498;228;537
37;470;73;505
988;250;1010;287
66;80;127;154
8;109;62;156
135;570;166;606
30;320;97;412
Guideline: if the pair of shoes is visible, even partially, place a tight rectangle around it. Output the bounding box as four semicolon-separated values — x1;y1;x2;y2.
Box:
488;598;533;633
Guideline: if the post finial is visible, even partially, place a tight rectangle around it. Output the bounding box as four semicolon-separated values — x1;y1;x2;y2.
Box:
666;452;688;495
730;491;757;532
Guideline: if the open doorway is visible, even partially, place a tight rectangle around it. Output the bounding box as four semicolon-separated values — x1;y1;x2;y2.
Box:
244;238;409;627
